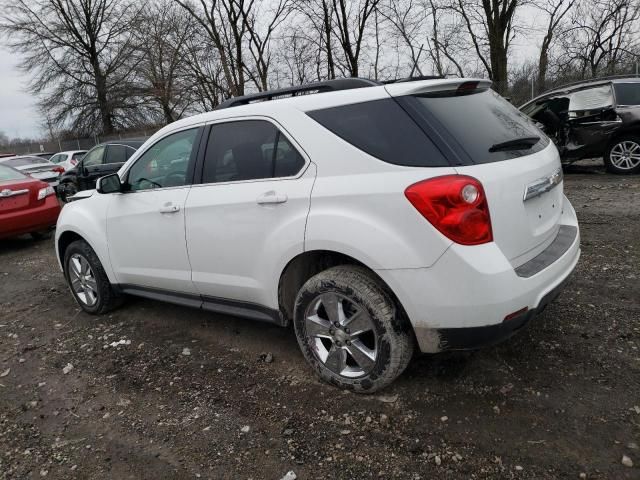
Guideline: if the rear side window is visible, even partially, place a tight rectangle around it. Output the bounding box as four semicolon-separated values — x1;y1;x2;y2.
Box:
614;83;640;106
409;88;549;164
202;120;306;184
105;145;130;164
308;99;449;167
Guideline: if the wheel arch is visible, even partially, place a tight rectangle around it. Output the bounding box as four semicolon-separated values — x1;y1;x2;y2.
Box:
277;249;412;332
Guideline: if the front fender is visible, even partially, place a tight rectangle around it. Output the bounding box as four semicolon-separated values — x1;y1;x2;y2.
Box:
55;194;115;283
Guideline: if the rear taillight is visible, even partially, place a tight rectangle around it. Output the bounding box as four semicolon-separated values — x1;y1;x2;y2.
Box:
53;166;64;173
405;175;493;245
37;186;55;200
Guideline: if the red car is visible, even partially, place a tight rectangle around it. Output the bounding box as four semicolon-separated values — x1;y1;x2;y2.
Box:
0;164;61;240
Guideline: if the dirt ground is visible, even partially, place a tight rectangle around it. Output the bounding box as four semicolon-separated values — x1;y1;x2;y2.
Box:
1;162;639;479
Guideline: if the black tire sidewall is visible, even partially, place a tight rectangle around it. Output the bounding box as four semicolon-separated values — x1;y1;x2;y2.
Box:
293;267;412;392
63;240;112;314
605;136;640;174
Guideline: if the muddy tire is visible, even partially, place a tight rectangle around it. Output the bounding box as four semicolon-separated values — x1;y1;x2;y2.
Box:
604;136;640;174
293;265;414;393
63;239;123;314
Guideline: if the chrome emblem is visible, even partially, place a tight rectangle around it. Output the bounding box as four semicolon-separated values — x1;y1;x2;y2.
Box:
523;167;563;201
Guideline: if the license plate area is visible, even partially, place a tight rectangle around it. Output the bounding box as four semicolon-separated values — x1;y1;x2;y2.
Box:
0;194;30;212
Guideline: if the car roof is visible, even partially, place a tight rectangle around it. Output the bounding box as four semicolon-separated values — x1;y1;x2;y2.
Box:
146;78;489;141
522;76;640;108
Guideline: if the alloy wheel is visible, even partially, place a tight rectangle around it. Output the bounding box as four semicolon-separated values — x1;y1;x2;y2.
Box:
68;254;98;306
304;292;378;378
610;141;640;170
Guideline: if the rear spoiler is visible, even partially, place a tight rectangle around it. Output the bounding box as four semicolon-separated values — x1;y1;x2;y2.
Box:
384;78;492;97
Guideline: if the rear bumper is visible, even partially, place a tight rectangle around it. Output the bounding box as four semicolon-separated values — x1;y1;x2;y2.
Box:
437;273;569;350
0;196;61;239
377;197;580;353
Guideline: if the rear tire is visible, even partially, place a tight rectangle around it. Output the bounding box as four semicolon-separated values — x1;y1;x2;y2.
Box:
63;239;123;314
604;136;640;174
293;265;414;393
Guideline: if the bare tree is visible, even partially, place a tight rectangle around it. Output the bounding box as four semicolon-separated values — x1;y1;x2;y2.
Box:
135;0;195;124
176;0;248;97
1;0;144;135
559;0;640;79
534;0;577;92
235;0;294;91
453;0;522;94
331;0;381;77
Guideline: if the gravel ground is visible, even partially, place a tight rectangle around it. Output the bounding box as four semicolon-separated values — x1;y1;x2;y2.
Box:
1;163;639;479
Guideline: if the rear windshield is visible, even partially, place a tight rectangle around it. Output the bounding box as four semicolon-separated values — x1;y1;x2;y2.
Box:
0;164;27;181
408;88;549;164
2;157;50;167
307;98;449;167
614;83;640;106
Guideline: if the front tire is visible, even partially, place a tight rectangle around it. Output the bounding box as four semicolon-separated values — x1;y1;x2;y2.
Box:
604;136;640;174
63;240;123;314
293;265;414;393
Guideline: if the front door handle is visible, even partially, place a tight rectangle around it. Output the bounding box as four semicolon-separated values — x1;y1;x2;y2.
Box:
159;203;180;214
256;191;288;205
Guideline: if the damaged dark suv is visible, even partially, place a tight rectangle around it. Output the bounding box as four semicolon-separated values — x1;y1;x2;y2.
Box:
520;77;640;174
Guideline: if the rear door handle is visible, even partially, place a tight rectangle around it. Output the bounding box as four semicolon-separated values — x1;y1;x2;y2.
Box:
256;191;288;205
159;203;180;214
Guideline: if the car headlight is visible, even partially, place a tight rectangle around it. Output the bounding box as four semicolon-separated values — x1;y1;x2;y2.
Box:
37;186;55;200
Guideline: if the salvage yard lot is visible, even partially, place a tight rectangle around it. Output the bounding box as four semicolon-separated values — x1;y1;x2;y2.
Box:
1;164;639;479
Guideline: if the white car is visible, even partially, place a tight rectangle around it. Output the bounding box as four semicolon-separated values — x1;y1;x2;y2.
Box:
48;150;87;171
55;78;580;392
0;155;62;187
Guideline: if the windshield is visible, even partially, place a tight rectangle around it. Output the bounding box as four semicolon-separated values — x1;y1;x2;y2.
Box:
410;88;549;164
2;157;50;168
0;164;27;181
614;83;640;106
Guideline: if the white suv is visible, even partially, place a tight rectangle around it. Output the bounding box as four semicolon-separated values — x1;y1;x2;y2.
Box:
55;78;580;392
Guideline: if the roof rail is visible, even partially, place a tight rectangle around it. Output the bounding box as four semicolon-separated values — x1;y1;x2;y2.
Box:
214;78;380;110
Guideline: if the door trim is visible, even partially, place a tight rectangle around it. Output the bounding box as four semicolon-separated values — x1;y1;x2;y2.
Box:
116;284;284;326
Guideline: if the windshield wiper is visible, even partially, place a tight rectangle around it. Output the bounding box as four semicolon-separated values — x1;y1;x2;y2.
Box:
489;136;540;152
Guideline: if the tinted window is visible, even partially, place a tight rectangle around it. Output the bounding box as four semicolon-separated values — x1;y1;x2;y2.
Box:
72;152;86;161
202;120;305;184
105;145;129;164
49;154;63;164
82;146;105;167
614;83;640;106
410;88;549;164
0;164;26;181
1;157;49;167
308;98;448;167
127;128;198;191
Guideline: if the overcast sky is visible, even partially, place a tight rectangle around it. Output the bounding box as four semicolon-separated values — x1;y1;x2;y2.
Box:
0;6;544;141
0;47;39;139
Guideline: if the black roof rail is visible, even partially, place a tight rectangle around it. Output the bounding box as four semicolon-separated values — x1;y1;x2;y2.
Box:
214;78;380;110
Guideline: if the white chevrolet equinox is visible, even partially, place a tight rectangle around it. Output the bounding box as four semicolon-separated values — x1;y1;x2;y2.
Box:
56;78;580;392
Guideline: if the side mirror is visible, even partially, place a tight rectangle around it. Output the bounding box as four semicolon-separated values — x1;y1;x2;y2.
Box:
96;173;122;194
